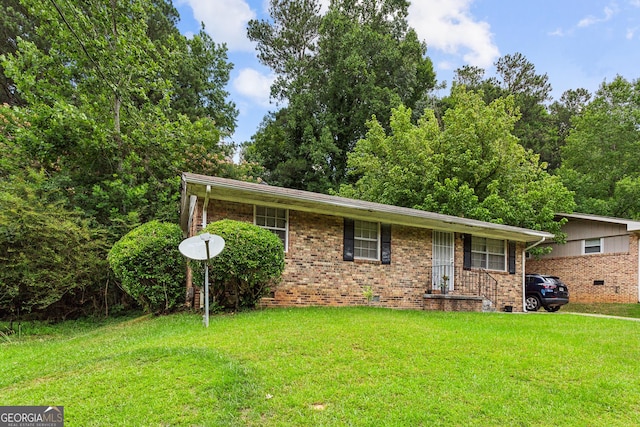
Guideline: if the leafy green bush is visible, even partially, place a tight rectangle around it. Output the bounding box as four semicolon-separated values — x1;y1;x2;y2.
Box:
0;172;108;319
200;220;285;310
108;221;185;313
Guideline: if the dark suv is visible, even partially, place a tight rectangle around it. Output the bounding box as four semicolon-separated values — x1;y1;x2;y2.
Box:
525;274;569;312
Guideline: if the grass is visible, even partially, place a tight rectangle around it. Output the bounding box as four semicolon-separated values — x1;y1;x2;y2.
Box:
0;312;144;340
1;307;640;426
563;302;640;319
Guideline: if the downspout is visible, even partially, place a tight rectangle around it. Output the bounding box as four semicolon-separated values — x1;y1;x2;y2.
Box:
522;236;548;312
187;195;197;236
202;185;211;230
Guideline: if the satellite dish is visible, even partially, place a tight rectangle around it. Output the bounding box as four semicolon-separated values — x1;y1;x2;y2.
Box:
179;233;225;328
179;233;225;260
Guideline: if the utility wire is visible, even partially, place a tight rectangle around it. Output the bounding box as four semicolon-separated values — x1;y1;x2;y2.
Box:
48;0;120;97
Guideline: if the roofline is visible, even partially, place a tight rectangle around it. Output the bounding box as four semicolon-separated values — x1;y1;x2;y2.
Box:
181;172;554;242
557;212;640;232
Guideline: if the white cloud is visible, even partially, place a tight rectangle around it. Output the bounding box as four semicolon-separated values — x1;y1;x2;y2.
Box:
578;5;616;28
437;60;457;71
605;5;617;17
233;68;275;107
578;16;597;27
256;0;328;16
627;27;637;39
549;28;566;37
408;0;499;68
178;0;256;52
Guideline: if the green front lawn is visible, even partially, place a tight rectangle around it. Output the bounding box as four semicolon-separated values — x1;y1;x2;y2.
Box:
564;302;640;319
1;308;639;426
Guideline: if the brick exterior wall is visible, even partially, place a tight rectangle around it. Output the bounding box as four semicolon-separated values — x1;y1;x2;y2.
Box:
526;234;640;303
189;199;527;311
448;237;525;312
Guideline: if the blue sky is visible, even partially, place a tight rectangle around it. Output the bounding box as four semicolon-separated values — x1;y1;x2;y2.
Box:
174;0;640;148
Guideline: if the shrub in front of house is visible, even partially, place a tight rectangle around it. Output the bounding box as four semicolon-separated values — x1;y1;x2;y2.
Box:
199;219;285;310
108;221;185;313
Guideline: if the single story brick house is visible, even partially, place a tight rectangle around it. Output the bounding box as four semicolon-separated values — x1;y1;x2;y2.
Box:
180;173;553;312
526;213;640;304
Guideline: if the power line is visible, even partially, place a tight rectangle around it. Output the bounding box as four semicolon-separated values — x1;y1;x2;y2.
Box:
47;0;120;98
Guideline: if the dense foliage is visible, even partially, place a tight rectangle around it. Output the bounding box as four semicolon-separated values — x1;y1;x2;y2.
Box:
108;221;185;313
448;54;560;170
558;76;640;219
338;87;575;237
0;0;244;237
243;0;436;192
0;0;258;318
199;220;285;310
0;172;107;319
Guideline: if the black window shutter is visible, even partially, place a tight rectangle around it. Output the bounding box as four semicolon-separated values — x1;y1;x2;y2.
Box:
508;241;516;274
463;234;472;270
381;224;391;265
343;218;354;261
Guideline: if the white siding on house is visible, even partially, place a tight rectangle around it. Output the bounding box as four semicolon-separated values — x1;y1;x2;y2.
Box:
537;219;630;258
562;219;627;241
606;235;631;253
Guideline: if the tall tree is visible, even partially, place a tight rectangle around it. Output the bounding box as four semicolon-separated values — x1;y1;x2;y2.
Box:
558;76;640;219
0;0;248;316
171;28;237;133
1;0;240;233
451;53;558;169
495;53;551;103
0;0;43;105
243;0;436;192
339;86;575;236
247;0;322;101
1;0;237;131
547;88;591;170
494;54;555;167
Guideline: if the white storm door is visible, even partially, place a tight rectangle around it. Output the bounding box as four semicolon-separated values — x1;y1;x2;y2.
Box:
433;231;455;291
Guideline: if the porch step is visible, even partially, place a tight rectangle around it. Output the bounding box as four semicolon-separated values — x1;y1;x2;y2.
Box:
423;294;495;312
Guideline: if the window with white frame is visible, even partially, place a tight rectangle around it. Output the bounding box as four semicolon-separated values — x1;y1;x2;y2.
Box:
584;238;602;254
255;206;288;250
354;220;379;260
471;237;505;270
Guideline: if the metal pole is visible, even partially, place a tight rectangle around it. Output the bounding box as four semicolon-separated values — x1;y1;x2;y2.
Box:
204;240;211;327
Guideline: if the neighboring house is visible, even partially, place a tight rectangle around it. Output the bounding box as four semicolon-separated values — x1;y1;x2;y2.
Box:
526;213;640;304
180;173;553;312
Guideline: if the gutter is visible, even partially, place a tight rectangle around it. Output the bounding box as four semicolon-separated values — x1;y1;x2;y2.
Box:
181;173;555;243
522;236;548;312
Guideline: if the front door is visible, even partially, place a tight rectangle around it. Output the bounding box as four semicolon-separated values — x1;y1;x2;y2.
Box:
433;231;455;292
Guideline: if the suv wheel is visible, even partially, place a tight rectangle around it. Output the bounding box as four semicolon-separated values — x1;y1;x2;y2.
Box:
544;306;561;312
525;295;541;311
